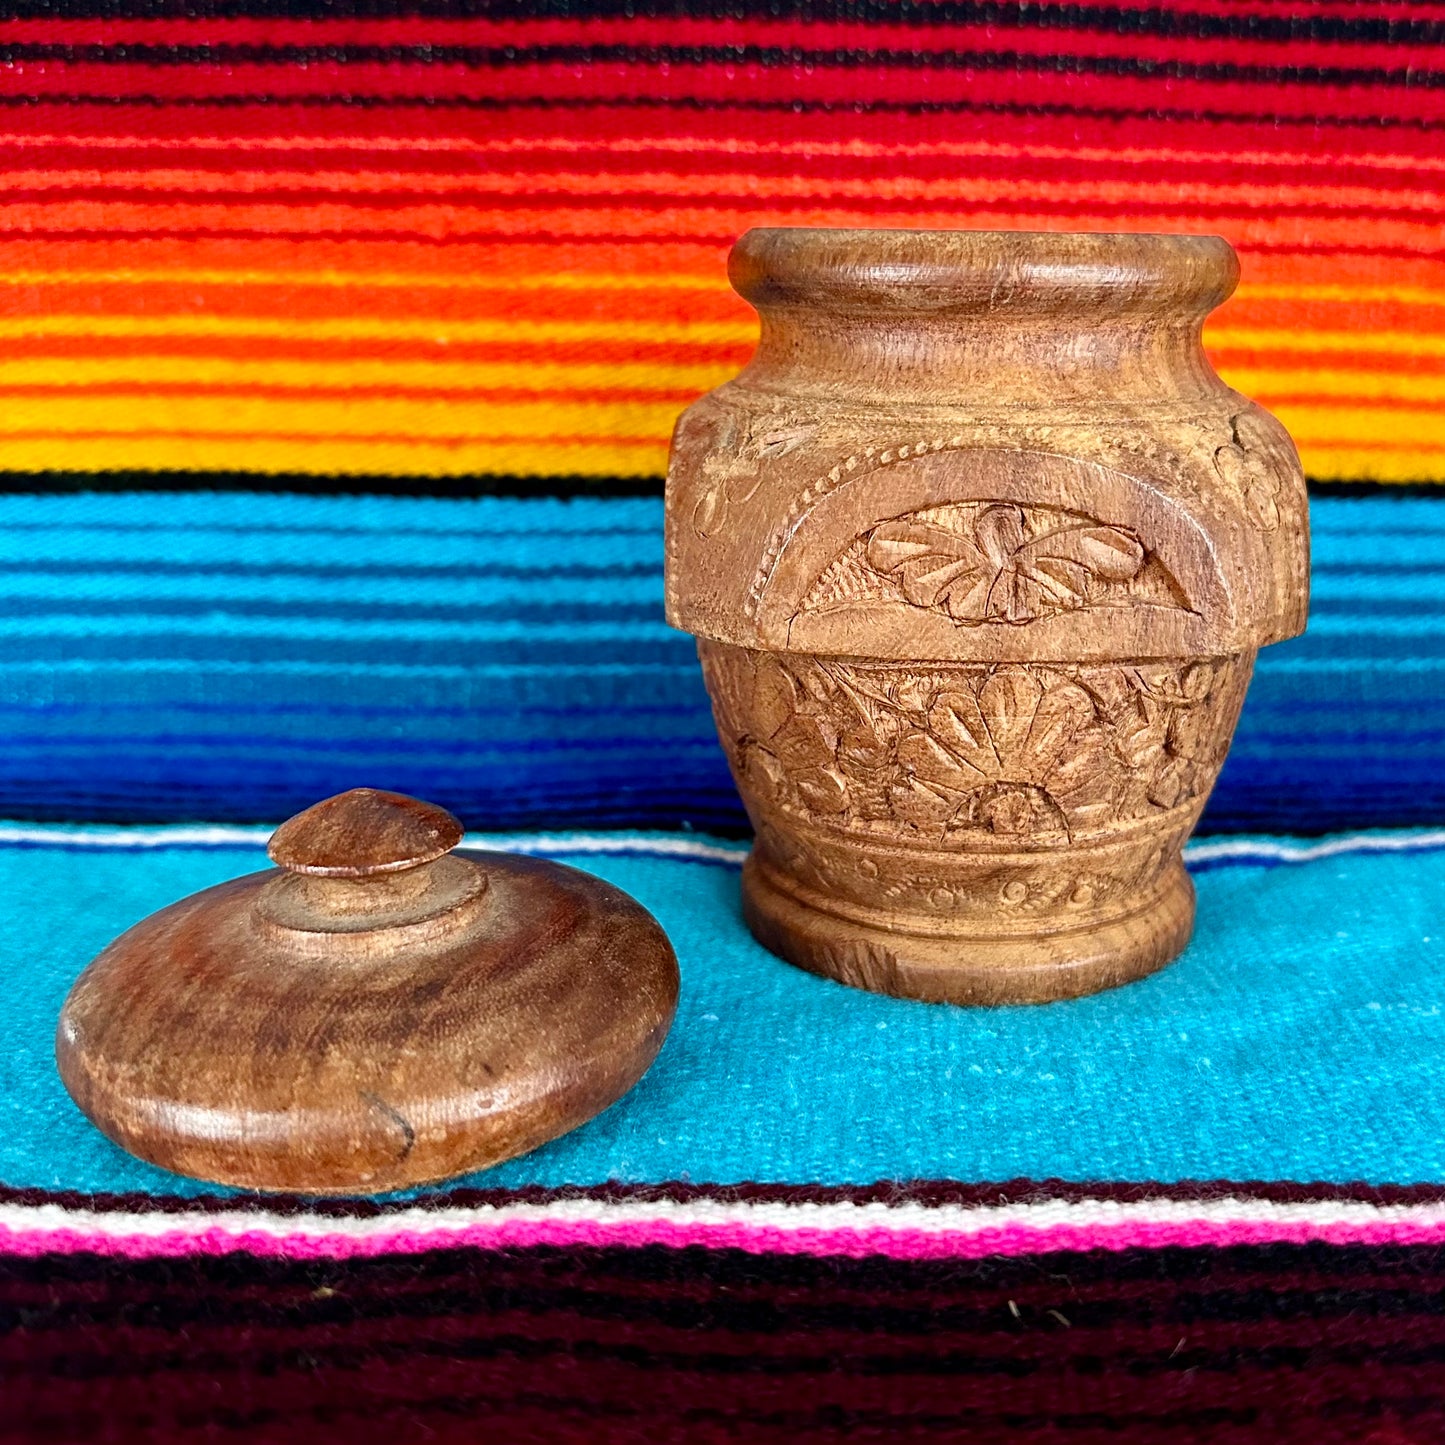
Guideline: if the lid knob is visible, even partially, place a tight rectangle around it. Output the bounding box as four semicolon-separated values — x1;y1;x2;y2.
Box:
259;789;480;936
268;788;465;878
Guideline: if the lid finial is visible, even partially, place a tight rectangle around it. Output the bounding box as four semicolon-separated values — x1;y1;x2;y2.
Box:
267;788;465;879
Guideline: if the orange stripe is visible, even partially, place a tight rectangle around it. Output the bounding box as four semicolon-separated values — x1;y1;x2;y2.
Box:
2;202;1441;254
0;236;730;279
1288;440;1445;455
0;335;753;367
5;238;1442;296
0;280;744;325
1209;348;1445;377
1248;393;1445;408
8;132;1445;177
9;282;1442;338
1217;297;1445;333
5;167;1442;214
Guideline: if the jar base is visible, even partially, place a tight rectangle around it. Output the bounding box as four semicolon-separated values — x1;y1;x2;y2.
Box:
741;853;1195;1006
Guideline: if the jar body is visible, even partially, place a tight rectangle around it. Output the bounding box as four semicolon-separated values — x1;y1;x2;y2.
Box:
666;229;1308;1004
700;642;1252;1002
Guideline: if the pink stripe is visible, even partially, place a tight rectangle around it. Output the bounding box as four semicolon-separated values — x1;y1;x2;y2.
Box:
4;1211;1445;1260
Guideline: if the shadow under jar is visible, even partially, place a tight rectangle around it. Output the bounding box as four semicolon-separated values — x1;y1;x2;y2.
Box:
666;228;1309;1005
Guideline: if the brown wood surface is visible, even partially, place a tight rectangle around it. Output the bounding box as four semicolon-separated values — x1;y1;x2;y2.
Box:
666;227;1310;1005
56;790;679;1193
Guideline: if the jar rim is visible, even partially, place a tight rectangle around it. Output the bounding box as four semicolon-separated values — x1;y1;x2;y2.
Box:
730;227;1239;317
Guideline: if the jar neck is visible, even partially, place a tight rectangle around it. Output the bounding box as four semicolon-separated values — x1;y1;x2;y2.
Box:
736;306;1226;409
727;228;1240;410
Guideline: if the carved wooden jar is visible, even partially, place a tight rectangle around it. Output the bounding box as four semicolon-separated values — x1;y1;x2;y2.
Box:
666;228;1309;1005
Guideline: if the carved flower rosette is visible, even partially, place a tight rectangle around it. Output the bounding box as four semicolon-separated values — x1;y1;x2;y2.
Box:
700;642;1253;928
813;501;1172;629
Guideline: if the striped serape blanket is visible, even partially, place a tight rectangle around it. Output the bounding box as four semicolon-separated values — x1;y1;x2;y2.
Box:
4;1;1445;1440
5;824;1445;1440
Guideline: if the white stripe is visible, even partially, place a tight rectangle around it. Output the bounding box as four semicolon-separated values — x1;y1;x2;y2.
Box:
1;1193;1443;1247
0;822;273;848
1184;830;1445;865
472;833;750;866
0;823;1440;871
0;822;749;866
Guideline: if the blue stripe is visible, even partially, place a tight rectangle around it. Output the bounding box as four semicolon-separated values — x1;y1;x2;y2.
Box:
0;491;1441;831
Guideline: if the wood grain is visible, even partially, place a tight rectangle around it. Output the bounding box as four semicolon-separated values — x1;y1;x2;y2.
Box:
666;227;1310;1005
56;789;679;1193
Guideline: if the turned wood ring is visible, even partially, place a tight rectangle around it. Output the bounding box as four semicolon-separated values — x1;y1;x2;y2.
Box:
55;789;679;1194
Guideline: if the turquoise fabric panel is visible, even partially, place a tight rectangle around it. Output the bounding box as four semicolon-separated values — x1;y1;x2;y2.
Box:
5;828;1444;1196
0;491;1441;831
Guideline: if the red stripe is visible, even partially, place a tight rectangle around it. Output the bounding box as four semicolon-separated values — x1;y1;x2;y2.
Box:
0;99;1441;168
3;231;1438;271
7;62;1445;125
1;143;1441;200
0;183;1436;231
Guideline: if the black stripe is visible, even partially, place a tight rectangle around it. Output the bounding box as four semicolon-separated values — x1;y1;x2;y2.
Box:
8;1243;1445;1335
9;1175;1445;1217
6;1243;1445;1441
1308;479;1445;498
0;471;1438;499
15;1322;1445;1390
3;0;1443;48
0;469;666;496
6;92;1445;132
6;42;1445;88
9;1237;1445;1287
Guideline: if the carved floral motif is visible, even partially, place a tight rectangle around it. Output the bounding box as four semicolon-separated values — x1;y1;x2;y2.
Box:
867;503;1145;624
1214;411;1292;532
700;644;1251;844
803;501;1188;627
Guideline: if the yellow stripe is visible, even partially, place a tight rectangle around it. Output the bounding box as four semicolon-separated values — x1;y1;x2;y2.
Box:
1208;328;1445;358
0;273;1440;311
1268;403;1445;448
0;269;725;292
2;274;1440;311
5;316;1442;360
1;353;1440;406
0;432;1434;484
1220;369;1445;404
1301;447;1445;483
8;315;1445;365
1233;284;1445;309
0;315;755;345
0;355;732;394
11;389;1428;444
0;435;670;478
1;354;1440;408
0;395;689;441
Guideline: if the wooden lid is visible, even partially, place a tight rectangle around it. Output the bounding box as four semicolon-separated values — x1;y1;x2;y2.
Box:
55;789;679;1195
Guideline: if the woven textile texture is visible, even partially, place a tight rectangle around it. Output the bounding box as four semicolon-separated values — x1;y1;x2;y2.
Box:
6;4;1445;1442
4;825;1445;1442
0;0;1443;829
0;0;1443;489
2;489;1442;831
